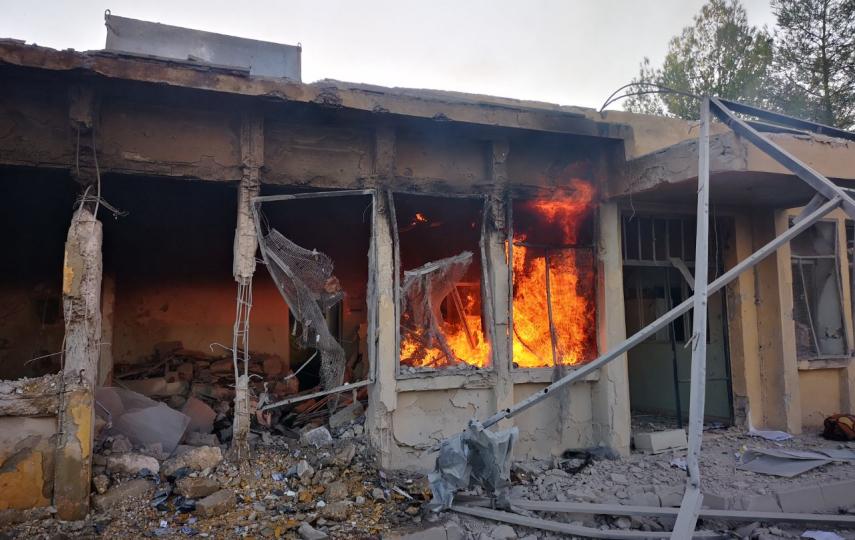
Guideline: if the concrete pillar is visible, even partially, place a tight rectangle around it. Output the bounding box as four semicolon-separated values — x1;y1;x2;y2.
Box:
487;141;514;428
98;272;115;387
230;112;263;459
54;208;102;520
723;213;763;427
367;126;398;467
592;202;631;455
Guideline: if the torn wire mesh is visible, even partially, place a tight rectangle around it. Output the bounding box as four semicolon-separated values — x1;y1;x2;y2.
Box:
258;228;346;393
400;251;473;367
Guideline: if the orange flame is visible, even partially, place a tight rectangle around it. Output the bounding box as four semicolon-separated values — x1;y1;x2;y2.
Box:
400;286;492;368
512;179;598;368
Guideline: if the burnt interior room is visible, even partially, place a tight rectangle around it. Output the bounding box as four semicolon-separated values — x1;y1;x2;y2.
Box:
509;182;599;370
392;192;490;371
0;168;77;379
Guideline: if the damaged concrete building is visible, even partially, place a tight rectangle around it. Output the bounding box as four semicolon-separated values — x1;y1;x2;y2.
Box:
2;16;855;527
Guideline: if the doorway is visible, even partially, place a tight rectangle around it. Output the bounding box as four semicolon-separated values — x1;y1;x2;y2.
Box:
622;214;733;425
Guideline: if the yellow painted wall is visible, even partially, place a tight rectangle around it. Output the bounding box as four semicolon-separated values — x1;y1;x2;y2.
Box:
799;370;843;428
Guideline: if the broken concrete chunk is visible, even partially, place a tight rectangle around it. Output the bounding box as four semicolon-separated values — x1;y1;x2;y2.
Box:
295;459;314;482
181;396;216;434
334;442;356;466
162;445;223;477
633;429;688;454
298;522;329;540
106;453;160;476
325;481;348;502
301;426;333;447
109;435;133;453
320;500;348;521
329;402;364;429
175;477;220;499
195;489;235;518
92;479;153;511
92;474;110;495
491;524;517;540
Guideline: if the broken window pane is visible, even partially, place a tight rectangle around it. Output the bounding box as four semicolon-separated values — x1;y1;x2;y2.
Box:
790;221;848;359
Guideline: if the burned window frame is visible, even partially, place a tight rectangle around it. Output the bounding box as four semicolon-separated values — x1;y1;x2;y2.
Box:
789;216;851;361
252;188;378;392
388;190;495;378
507;189;599;371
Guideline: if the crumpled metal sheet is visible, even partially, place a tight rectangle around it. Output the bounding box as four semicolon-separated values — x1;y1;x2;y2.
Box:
427;419;518;511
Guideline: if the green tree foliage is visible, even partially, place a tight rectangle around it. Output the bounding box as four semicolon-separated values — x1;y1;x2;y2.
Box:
771;0;855;128
624;0;774;119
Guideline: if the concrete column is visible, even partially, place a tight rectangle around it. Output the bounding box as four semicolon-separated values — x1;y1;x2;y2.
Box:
487;141;513;428
367;126;398;467
723;213;763;427
98;272;116;387
753;210;802;432
592;202;631;455
54;208;102;520
230;112;263;460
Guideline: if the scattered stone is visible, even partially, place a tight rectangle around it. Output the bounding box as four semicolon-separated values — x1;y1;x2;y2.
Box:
334;442;356;466
610;473;628;485
92;479;153;511
162;445;223;477
296;460;315;483
615;516;632;530
110;435;133;453
371;487;385;500
298;522;329;540
301;426;333;448
92;474;110;495
491;524;517;539
195;489;235;518
175;477;220;498
184;431;219;447
106;453;160;476
320;501;348;521
329;402;364;429
325;481;348;502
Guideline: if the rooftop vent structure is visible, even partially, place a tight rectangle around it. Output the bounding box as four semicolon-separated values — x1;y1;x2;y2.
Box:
104;13;301;80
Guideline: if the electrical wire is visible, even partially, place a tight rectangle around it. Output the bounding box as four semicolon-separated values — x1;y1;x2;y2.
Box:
599;82;699;113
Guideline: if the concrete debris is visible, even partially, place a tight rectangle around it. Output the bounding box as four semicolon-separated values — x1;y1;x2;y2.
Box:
106;453;160;476
195;489;235;517
329;401;365;429
633;429;688;453
181;396;216;434
92;474;110;495
92;479;153;511
302;426;333;447
298;521;329;539
161;445;223;477
175;476;220;498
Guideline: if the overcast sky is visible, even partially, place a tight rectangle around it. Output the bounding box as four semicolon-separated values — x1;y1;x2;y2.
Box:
1;0;775;109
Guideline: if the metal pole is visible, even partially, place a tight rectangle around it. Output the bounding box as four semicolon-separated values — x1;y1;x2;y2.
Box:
479;195;840;430
671;96;711;539
665;268;684;428
544;249;560;366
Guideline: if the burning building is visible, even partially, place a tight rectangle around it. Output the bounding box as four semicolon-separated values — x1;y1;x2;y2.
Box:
2;15;855;525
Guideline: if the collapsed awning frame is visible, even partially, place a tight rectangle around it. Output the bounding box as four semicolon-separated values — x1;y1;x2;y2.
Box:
445;97;855;539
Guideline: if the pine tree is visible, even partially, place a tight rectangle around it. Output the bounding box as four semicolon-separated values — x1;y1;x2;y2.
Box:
771;0;855;128
624;0;774;119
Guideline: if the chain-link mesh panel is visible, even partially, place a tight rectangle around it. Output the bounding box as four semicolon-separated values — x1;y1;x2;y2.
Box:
401;251;472;367
261;229;345;392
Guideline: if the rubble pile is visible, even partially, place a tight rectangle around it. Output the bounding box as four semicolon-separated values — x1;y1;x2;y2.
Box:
5;403;436;539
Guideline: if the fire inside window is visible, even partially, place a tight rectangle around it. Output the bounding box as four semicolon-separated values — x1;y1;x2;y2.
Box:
510;179;598;368
393;194;491;370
